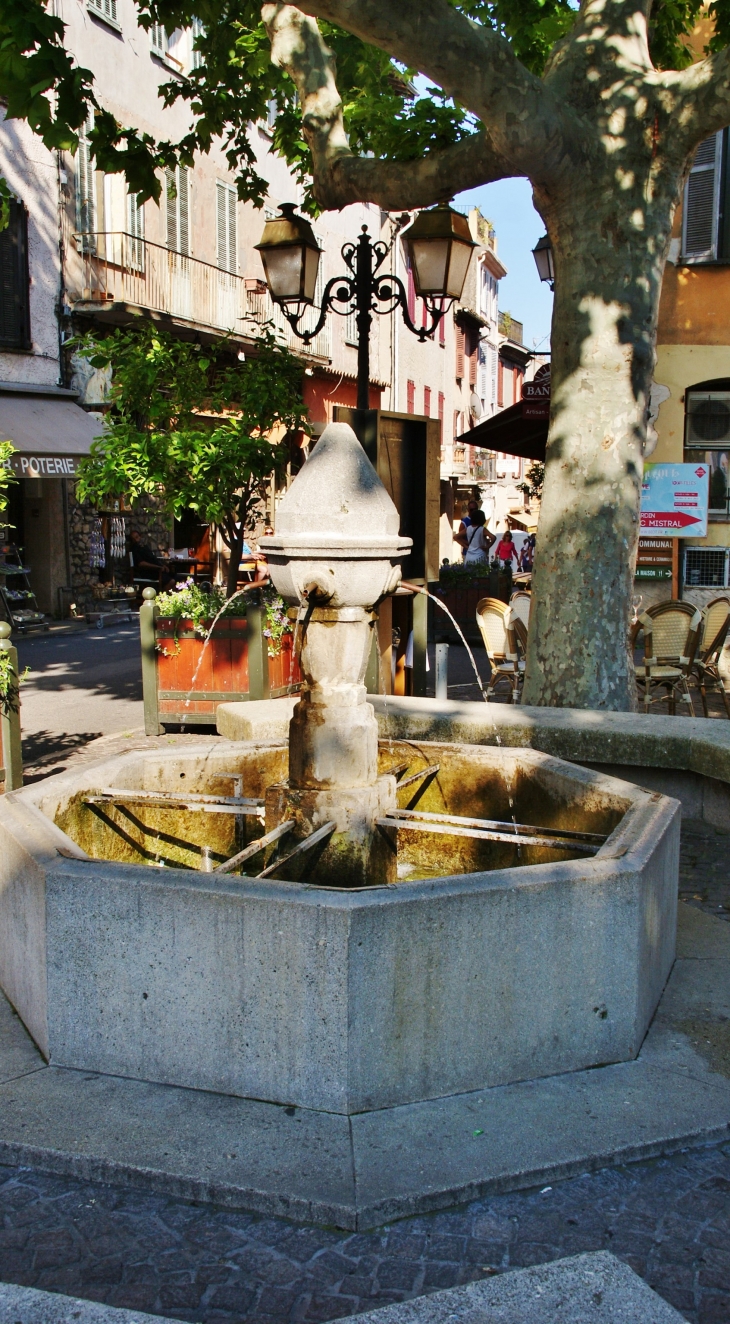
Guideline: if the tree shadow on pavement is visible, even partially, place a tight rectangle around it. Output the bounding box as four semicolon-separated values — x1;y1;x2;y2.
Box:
21;730;104;783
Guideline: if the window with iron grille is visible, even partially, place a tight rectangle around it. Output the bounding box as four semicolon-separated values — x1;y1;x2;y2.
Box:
87;0;118;25
684;547;729;587
0;200;31;350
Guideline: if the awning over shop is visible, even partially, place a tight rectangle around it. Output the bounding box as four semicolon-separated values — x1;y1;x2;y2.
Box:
456;399;548;462
0;386;103;476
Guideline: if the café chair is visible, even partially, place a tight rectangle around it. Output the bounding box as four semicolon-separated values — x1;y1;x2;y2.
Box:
634;600;703;715
476;597;524;702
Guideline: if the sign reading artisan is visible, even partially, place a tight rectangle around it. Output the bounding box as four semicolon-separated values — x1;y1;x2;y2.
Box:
640;463;709;538
522;364;551;419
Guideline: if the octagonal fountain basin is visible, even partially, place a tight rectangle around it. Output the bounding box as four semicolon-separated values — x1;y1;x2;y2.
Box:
0;739;679;1115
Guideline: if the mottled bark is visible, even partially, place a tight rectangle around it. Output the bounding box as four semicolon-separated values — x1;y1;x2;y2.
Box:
262;0;730;708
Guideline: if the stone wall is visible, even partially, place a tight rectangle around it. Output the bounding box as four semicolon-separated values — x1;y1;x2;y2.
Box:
67;483;171;608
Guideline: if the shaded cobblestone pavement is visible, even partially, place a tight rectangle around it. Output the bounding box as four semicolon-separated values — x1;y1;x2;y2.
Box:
1;1146;730;1324
0;825;729;1322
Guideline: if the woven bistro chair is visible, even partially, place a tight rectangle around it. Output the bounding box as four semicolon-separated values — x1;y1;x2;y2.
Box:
509;590;532;636
634;600;703;715
476;597;524;702
690;596;730;718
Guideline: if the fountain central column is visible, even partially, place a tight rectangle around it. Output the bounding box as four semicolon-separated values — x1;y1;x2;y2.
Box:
260;423;411;887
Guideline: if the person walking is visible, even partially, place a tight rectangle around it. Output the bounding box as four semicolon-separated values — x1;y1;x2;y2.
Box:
495;529;520;569
462;510;495;566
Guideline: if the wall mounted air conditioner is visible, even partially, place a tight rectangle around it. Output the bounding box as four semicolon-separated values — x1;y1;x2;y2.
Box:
686;391;730;446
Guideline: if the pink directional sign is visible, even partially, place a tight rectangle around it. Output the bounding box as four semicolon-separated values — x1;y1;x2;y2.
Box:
640;463;709;538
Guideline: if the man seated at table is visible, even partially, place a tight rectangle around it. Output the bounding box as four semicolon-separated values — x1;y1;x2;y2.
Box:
129;530;175;589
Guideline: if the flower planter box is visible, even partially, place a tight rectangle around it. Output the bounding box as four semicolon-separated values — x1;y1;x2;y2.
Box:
141;607;301;732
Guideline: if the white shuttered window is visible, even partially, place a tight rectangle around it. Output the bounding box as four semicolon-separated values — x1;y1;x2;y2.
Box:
216;181;237;273
166;166;190;255
683;133;723;261
128;191;145;270
76;114;96;250
150;23;168;55
87;0;118;24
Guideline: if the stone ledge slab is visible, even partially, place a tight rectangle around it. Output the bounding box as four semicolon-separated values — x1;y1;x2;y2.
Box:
0;1282;186;1324
346;1251;687;1324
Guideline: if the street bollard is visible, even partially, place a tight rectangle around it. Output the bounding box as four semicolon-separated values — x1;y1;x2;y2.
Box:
140;588;163;736
0;620;23;790
246;589;271;702
435;642;449;702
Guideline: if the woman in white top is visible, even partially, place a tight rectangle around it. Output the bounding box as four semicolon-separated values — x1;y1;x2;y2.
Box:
461;510;495;565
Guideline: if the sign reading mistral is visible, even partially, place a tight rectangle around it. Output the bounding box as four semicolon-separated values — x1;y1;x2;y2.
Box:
640;463;709;538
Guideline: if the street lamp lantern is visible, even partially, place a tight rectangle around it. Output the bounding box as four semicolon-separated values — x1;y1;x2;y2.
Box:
254;203;322;305
402;204;476;299
532;234;555;289
255;204;468;411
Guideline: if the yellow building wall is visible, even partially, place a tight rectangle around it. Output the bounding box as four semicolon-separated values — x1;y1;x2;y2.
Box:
653;344;730;550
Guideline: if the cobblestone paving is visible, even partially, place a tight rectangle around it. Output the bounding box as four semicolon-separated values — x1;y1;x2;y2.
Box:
1;1143;730;1324
680;819;730;922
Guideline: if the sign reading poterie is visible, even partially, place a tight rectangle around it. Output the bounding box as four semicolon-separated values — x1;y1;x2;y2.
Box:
640;463;709;538
5;454;83;477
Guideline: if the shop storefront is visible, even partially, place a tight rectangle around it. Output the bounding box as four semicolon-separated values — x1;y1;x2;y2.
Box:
0;384;101;619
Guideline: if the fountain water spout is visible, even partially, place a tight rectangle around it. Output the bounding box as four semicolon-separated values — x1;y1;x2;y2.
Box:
260;423;411;886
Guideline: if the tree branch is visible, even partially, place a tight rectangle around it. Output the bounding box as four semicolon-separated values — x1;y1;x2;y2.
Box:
667;47;730;150
263;0;573;195
263;4;509;207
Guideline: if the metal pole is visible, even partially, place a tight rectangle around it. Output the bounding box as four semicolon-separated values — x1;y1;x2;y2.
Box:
140;587;163;736
435;642;449;701
0;620;23;790
356;228;373;411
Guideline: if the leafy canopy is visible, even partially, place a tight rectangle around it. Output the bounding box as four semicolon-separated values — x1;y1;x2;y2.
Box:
0;0;724;213
74;322;307;548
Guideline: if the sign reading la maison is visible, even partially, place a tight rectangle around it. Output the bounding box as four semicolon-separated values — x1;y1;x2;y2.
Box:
4;454;83;477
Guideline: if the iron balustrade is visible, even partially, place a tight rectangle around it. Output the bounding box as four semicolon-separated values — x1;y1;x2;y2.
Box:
71;232;249;336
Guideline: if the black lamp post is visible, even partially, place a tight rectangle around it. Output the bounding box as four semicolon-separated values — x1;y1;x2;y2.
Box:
532;234;555;291
255;203;476;411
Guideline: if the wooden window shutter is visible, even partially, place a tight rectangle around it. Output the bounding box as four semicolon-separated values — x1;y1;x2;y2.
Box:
166;167;178;251
438;391;444;423
469;330;478;386
497;357;504;408
0;201;30;350
75;115;96;245
216;182;227;270
455;323;465;379
228;187;237;273
178;167;190;255
406;379;415;414
424;386;431;417
683;133;722;260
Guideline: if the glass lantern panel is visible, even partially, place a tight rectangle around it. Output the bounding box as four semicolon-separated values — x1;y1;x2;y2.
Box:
411;238;450;295
444;240;473;298
303;245;321;304
262;245;305;302
533;243;554;283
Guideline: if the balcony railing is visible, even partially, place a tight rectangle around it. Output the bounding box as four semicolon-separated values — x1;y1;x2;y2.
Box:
71;233;248;336
244;281;331;360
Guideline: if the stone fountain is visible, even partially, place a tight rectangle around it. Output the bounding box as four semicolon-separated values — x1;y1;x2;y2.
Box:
0;423;680;1179
260;422;411;887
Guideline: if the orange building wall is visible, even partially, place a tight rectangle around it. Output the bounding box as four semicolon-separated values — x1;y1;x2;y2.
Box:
658;258;730;345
